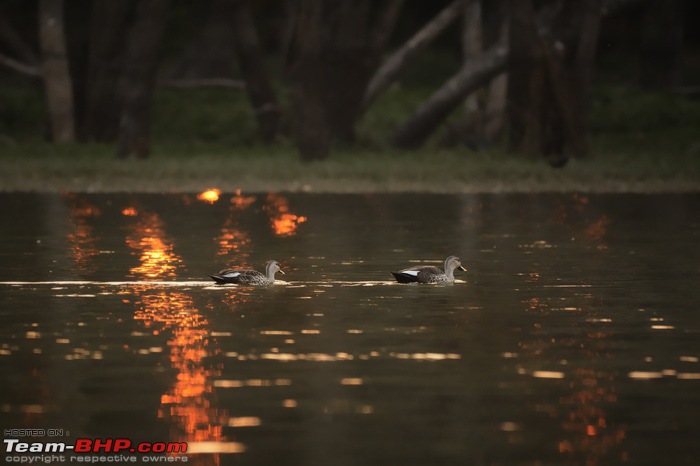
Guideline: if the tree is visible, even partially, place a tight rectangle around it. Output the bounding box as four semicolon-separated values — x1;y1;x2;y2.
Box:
230;0;280;143
286;0;403;161
362;0;464;114
173;0;237;80
440;0;508;148
39;0;74;142
116;0;170;159
640;0;684;90
507;0;603;166
390;45;507;149
83;0;134;142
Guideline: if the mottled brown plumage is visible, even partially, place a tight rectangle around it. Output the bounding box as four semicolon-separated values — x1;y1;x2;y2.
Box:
210;260;284;285
392;256;466;284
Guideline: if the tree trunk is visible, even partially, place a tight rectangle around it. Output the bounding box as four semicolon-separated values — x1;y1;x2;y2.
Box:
173;0;237;79
287;0;403;160
362;0;466;113
481;0;508;142
116;0;170;159
390;44;507;149
441;0;508;149
39;0;75;143
570;0;603;155
286;0;332;161
640;0;684;89
84;0;134;142
230;0;280;143
507;0;602;165
506;0;542;157
64;0;92;142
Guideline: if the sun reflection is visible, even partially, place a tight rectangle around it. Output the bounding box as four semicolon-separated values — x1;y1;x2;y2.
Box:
229;189;256;209
125;207;235;459
197;189;221;204
264;193;307;237
517;292;626;463
557;367;625;462
125;211;183;279
215;190;255;258
216;223;251;258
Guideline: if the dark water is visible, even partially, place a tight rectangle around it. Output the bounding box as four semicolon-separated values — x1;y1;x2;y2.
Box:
1;192;699;465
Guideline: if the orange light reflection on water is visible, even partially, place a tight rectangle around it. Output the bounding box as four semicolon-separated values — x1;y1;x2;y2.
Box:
64;194;101;271
125;211;183;279
230;189;256;209
197;189;221;204
264;194;307;237
216;190;255;258
518;293;626;463
125;208;234;459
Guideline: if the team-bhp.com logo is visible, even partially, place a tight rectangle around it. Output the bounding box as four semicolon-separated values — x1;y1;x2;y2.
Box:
5;438;187;453
4;437;189;463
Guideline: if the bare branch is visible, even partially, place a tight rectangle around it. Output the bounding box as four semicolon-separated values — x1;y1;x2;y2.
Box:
0;52;41;77
362;0;468;113
390;44;507;149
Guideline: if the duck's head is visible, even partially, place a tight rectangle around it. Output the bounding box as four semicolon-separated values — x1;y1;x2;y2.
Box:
444;255;467;273
266;260;285;278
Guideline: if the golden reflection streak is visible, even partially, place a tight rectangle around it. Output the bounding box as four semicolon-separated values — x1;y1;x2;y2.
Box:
230;189;256;210
64;194;101;272
216;190;255;258
124;208;236;462
550;194;610;249
518;294;626;463
125;210;183;279
264;193;307;237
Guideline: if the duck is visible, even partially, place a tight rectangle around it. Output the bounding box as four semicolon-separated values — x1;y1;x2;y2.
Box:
391;255;467;284
209;260;284;285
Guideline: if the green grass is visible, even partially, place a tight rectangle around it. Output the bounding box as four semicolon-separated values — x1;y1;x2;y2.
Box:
1;55;699;192
1;143;698;192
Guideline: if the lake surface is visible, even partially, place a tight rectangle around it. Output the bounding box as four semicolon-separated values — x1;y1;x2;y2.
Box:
1;192;699;465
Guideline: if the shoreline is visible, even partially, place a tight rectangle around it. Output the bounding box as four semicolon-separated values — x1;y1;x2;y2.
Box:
2;149;699;194
2;179;699;194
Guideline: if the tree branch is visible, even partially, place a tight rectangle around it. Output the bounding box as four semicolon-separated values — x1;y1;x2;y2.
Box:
390;44;507;149
361;0;468;113
0;52;41;77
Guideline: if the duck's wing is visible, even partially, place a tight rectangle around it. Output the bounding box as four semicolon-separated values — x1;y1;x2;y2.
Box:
391;265;441;283
209;269;261;284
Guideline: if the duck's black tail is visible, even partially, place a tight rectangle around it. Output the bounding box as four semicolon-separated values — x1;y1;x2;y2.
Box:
209;275;227;284
391;272;418;284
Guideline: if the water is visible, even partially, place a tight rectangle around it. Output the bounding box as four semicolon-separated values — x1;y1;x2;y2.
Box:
1;192;699;465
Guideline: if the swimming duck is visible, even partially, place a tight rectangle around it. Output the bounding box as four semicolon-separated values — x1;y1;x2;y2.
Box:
209;260;284;285
391;256;467;284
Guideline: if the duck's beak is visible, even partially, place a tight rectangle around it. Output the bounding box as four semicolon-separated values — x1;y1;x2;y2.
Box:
458;265;467;272
278;269;285;275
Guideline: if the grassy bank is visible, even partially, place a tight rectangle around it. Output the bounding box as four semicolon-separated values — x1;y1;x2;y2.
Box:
1;65;699;193
1;143;699;193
